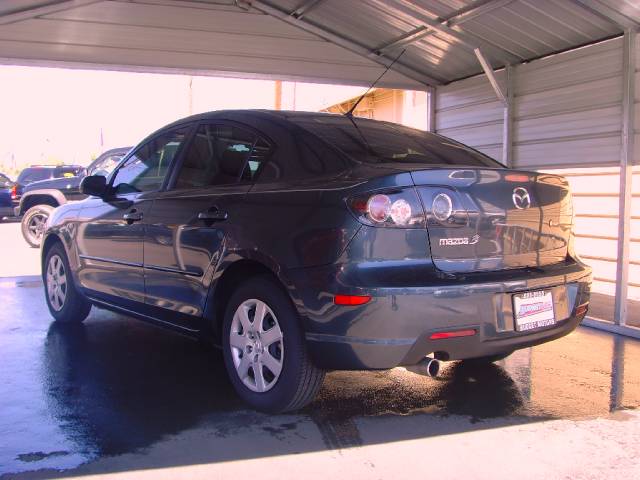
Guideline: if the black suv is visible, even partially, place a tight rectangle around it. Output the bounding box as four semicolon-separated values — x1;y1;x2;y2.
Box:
16;148;130;247
42;111;592;413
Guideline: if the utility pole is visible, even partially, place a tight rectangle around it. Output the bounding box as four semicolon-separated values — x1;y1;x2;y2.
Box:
274;80;282;110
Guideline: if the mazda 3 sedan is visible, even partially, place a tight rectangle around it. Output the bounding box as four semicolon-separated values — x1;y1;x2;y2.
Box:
42;110;592;412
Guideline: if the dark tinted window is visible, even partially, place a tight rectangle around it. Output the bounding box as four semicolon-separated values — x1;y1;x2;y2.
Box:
255;127;348;183
55;166;84;178
290;116;502;168
175;123;269;189
17;168;53;184
113;127;189;194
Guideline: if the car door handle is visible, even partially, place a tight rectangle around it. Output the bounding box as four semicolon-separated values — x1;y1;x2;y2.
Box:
198;210;228;223
123;210;143;224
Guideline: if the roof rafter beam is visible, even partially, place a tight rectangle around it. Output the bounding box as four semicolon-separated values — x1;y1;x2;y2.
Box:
375;0;514;54
375;25;431;53
290;0;325;20
249;0;445;86
450;0;515;25
0;0;101;26
370;0;521;65
474;48;507;106
572;0;640;29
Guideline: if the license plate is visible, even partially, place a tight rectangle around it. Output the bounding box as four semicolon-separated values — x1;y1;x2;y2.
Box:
513;290;555;331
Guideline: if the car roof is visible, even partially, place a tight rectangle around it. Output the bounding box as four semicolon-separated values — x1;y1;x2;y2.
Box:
160;109;377;130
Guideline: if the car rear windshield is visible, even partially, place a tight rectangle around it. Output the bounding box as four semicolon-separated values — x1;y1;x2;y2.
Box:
291;115;503;168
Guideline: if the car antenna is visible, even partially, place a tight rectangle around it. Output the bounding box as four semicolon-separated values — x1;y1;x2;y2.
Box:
345;49;406;118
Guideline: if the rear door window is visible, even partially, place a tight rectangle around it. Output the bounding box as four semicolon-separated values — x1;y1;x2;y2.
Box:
17;169;52;184
174;123;270;189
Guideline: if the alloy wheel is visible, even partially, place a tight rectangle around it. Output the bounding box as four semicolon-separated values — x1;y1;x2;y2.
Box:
27;213;48;244
46;254;67;312
230;299;284;393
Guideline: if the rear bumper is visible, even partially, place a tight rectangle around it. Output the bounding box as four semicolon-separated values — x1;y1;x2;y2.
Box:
288;260;592;370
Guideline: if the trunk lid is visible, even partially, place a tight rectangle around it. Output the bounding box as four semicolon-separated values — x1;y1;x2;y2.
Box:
411;168;573;273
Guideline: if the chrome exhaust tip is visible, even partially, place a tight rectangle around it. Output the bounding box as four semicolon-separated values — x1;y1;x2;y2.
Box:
405;356;440;377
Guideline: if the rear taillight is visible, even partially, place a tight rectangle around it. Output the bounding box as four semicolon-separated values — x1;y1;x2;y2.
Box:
420;186;468;228
10;185;17;200
348;188;425;228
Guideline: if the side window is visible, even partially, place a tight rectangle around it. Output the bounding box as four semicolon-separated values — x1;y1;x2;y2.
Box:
254;128;347;184
175;123;269;189
56;167;83;178
113;127;189;194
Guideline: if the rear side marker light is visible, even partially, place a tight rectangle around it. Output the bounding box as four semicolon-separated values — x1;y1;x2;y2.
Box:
10;185;17;200
430;329;477;340
575;303;589;316
334;294;372;306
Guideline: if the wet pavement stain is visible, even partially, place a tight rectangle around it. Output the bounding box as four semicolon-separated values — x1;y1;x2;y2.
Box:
1;279;639;477
16;452;69;463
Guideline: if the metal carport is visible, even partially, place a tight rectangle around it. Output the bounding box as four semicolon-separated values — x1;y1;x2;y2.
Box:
0;0;638;336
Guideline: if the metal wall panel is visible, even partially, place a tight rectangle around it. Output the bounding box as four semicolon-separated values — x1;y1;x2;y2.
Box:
435;36;640;311
435;70;506;163
514;37;623;169
435;37;625;169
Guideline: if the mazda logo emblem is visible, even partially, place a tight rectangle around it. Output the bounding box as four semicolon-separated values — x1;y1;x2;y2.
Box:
512;187;531;209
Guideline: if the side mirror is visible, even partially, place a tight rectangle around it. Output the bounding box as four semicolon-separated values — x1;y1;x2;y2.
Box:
80;175;107;197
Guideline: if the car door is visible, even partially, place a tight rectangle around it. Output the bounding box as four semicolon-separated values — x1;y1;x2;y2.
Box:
142;122;271;327
76;126;191;307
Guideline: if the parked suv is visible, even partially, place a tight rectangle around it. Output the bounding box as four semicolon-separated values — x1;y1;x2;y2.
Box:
42;111;591;413
0;173;14;220
16;148;130;247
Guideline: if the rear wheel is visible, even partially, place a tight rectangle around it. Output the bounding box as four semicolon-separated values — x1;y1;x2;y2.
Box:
22;204;54;248
44;243;91;323
222;275;325;413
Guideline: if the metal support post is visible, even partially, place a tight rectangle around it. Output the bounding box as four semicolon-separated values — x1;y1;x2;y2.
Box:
614;28;635;327
427;86;436;133
502;64;514;167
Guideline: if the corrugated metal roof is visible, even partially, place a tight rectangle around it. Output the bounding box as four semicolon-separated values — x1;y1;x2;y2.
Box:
0;0;636;88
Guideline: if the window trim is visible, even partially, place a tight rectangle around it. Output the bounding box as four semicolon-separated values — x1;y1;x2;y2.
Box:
165;119;274;192
108;122;195;195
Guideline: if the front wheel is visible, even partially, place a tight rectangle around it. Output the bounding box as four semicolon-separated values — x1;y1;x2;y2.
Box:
222;275;325;413
44;243;92;323
21;204;54;248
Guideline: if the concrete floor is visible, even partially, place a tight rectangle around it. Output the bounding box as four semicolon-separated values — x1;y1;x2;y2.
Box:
0;222;639;479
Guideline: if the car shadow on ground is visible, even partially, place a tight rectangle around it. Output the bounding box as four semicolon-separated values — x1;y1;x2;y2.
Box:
10;315;534;478
3;301;638;479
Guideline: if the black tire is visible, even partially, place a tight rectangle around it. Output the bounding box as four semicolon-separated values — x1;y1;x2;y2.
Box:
461;351;513;365
21;204;54;248
43;242;92;324
222;275;325;413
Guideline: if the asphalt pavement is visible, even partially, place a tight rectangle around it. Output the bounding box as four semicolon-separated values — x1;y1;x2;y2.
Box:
0;221;639;479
